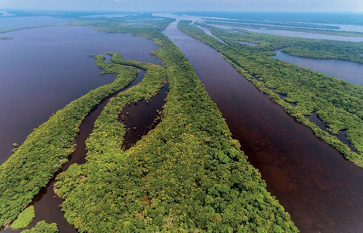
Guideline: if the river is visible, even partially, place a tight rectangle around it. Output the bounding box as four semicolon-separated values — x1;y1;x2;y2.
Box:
272;50;363;85
162;18;363;233
1;61;168;233
0;16;68;31
0;25;160;164
212;24;363;42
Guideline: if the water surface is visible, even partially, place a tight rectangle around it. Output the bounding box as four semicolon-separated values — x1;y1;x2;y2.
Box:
0;25;160;164
81;14;128;18
120;82;169;150
0;16;68;31
212;24;363;42
237;41;258;46
194;24;226;44
273;50;363;85
163;19;363;233
328;24;363;33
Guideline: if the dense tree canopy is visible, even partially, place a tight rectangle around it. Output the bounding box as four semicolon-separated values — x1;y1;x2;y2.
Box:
198;22;363;64
1;14;298;232
179;20;363;167
54;17;297;232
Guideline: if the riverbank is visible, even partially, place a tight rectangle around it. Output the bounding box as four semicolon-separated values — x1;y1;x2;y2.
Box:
53;16;297;232
175;19;363;233
179;20;362;167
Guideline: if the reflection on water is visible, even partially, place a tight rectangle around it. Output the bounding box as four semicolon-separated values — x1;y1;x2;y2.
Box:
272;50;363;85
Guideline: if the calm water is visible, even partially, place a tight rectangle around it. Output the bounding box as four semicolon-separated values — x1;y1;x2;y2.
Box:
329;24;363;33
0;11;15;17
273;50;363;85
194;24;226;44
81;14;128;18
1;60;162;233
0;25;160;164
212;24;363;42
121;82;169;150
163;19;363;233
238;40;258;46
0;16;68;30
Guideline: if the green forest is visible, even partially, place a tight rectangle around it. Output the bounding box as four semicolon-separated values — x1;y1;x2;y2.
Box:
204;20;363;38
197;22;363;63
53;17;297;232
0;51;140;228
0;15;299;232
178;20;363;167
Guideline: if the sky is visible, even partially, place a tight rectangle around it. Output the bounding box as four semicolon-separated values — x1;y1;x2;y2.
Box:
0;0;362;12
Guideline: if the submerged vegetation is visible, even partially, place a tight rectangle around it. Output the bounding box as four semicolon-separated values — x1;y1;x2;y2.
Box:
179;20;363;167
21;221;58;233
10;206;35;230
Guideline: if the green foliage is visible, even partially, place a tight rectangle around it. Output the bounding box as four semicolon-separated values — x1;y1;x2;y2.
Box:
198;22;363;64
11;206;35;229
179;20;363;167
54;17;298;232
204;20;363;38
86;53;166;158
0;55;139;227
22;221;58;233
1;15;298;232
72;13;174;39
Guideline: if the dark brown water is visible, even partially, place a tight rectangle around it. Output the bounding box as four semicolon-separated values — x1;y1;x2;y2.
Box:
273;50;363;86
308;112;358;153
120;82;169;150
163;20;363;233
0;25;160;164
1;70;146;233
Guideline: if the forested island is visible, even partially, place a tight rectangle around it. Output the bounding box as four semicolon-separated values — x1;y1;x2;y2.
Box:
0;14;297;232
178;20;363;167
0;11;362;233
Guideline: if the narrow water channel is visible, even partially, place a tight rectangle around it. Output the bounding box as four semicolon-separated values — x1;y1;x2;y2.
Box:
211;24;363;42
0;25;160;164
120;82;169;150
1;70;146;233
272;50;363;85
308;112;358;153
237;41;258;46
194;24;226;44
163;20;363;233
